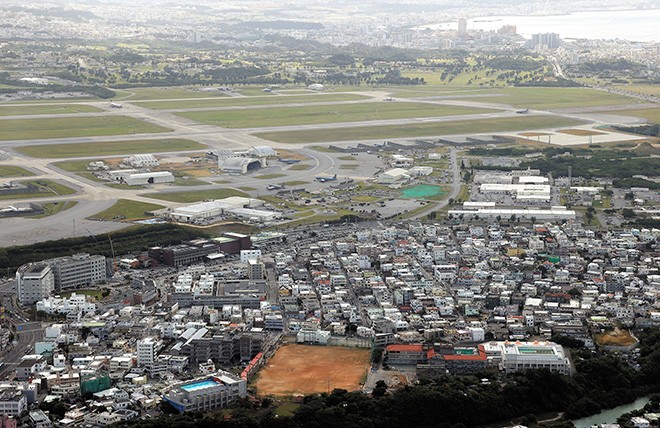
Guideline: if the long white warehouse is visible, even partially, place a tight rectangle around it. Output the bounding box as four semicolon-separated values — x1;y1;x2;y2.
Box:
448;207;576;221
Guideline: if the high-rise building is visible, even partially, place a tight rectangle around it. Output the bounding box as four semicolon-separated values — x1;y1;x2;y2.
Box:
137;337;162;367
457;18;467;37
531;33;561;49
498;25;517;35
247;258;265;280
16;263;54;305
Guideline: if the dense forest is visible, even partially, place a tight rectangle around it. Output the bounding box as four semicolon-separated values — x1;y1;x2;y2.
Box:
118;329;660;428
468;144;660;180
0;224;207;274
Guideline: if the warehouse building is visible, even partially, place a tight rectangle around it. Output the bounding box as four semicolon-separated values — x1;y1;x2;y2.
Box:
170;197;277;224
247;146;277;158
219;157;262;174
479;183;551;196
448;207;576;221
126;171;174;186
124;154;159;168
378;168;411;184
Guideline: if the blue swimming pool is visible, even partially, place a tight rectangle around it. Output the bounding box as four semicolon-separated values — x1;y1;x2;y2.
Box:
181;379;219;392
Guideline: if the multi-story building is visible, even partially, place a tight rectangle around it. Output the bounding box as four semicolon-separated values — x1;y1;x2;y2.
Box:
16;263;54;305
162;371;246;413
386;344;433;365
0;415;17;428
137;337;162;367
247;259;265;280
173;331;263;365
15;357;46;381
48;254;107;291
531;32;561;49
148;240;219;268
484;341;571;374
28;410;51;428
0;389;27;417
417;345;489;377
240;249;261;263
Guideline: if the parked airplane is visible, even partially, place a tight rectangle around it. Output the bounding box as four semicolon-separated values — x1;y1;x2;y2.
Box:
316;174;337;182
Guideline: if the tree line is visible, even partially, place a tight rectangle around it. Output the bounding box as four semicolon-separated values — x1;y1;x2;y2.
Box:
118;329;660;428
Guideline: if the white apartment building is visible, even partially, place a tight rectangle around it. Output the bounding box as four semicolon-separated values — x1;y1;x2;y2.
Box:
137;337;162;367
240;249;261;263
16;263;54;305
0;389;27;416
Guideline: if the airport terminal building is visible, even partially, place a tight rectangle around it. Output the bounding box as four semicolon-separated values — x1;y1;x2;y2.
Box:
163;371;246;413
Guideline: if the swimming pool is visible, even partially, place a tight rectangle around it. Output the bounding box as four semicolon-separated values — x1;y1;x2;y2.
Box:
180;379;219;392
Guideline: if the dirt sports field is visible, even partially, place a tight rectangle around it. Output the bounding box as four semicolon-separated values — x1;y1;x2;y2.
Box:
255;344;370;395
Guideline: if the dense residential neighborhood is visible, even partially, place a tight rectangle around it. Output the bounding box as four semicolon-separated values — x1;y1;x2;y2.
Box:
0;219;658;426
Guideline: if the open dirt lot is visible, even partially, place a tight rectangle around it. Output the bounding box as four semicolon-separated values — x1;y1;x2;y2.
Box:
255;344;370;396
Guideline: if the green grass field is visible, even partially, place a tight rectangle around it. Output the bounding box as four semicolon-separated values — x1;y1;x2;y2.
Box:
611;84;660;97
132;93;369;110
0;165;35;178
90;199;165;221
255;115;585;144
0;104;102;116
115;86;231;101
58;289;107;300
235;87;277;96
0;179;76;200
142;188;248;203
177;102;496;128
387;86;489;98
459;87;638;109
17;139;205;158
53;160;105;182
606;108;660;123
32;201;78;218
0;116;170;141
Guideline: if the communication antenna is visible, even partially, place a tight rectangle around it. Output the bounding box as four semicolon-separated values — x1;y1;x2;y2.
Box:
108;235;116;272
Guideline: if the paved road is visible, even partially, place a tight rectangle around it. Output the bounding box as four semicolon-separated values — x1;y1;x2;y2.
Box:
0;321;42;380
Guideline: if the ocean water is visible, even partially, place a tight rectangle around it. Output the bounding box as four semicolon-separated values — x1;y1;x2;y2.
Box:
415;9;659;42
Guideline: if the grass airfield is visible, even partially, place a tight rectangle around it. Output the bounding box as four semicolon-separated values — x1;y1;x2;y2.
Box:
0;80;655;245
